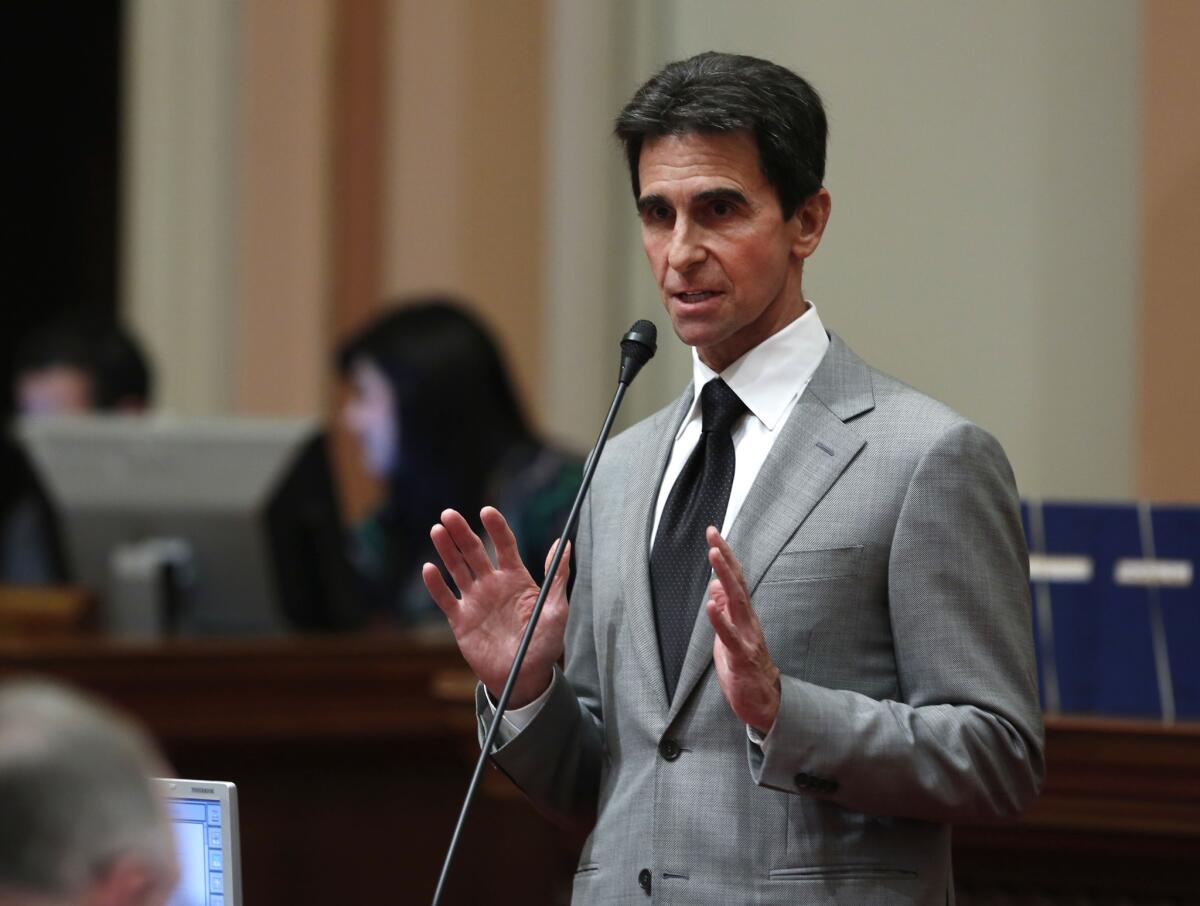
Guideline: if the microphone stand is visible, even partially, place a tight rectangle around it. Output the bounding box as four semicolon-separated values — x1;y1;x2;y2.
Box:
430;322;655;906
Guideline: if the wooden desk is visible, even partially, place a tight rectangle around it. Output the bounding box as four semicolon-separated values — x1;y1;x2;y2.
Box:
0;632;476;742
956;716;1200;902
2;634;1198;904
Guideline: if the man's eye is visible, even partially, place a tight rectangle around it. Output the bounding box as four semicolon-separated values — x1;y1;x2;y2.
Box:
712;201;733;216
641;205;672;225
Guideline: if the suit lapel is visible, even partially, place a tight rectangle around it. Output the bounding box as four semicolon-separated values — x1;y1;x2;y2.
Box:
665;334;874;725
619;386;693;715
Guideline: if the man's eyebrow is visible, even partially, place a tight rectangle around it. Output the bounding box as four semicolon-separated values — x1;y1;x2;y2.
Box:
637;188;749;214
694;187;749;206
636;193;669;215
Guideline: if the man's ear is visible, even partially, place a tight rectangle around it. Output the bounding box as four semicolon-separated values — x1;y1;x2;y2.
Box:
790;188;832;260
83;856;165;906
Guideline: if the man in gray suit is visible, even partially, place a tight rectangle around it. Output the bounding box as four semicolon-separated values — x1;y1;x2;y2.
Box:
424;52;1044;904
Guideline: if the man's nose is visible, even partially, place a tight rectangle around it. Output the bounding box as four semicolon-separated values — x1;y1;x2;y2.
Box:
666;219;707;272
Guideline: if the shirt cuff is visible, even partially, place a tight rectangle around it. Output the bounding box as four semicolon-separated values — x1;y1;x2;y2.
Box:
746;721;774;754
483;673;557;741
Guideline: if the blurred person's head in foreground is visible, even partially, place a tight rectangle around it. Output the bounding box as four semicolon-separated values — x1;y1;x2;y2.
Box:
0;679;177;906
14;316;154;417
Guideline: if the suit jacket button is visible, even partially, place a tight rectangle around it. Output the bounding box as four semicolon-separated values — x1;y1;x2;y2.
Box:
638;868;652;894
794;772;812;789
659;738;681;761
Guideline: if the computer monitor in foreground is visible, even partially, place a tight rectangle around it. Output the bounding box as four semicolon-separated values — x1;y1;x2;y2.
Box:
18;415;362;635
156;778;242;906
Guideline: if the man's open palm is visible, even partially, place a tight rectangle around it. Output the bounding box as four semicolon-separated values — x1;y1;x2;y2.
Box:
422;507;570;707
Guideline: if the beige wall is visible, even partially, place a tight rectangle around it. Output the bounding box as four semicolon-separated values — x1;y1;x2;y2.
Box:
1139;0;1200;502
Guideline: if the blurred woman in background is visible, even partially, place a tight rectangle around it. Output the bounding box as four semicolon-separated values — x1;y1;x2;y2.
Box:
337;297;582;625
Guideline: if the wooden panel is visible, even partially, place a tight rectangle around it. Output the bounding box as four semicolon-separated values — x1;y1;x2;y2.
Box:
234;0;333;417
327;0;388;522
0;586;93;637
0;634;470;741
381;0;549;431
1139;1;1200;501
956;716;1200;900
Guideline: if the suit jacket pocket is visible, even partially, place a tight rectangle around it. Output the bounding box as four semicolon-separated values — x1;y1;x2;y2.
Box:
769;864;917;881
759;545;865;585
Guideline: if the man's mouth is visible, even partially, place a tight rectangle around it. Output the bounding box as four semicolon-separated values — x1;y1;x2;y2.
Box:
673;290;721;303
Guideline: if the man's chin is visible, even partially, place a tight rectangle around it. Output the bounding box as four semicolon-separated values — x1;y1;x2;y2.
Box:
667;319;727;353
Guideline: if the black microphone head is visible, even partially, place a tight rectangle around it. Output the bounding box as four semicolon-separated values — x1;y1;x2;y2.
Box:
619;320;657;385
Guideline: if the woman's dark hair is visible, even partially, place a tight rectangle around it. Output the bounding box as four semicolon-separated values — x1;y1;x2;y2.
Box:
336;297;534;578
614;51;828;219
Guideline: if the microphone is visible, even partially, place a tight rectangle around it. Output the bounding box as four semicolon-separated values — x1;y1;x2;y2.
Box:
431;321;657;906
619;319;658;385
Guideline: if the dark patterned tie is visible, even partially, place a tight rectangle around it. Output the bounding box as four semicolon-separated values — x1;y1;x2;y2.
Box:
650;377;748;702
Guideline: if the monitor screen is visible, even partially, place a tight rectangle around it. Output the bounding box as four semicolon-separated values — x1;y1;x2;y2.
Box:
17;415;363;635
157;779;241;906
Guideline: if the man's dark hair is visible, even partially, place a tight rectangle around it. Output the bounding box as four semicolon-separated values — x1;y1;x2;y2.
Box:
614;51;827;219
14;315;153;410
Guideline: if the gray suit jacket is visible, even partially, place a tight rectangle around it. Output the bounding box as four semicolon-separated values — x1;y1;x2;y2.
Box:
480;333;1044;904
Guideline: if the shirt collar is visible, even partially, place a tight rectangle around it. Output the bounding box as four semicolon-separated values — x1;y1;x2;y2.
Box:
678;302;830;439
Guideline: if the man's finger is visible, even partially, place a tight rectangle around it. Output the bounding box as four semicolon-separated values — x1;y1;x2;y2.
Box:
708;543;751;628
544;539;571;582
442;509;494;578
707;526;748;588
482;507;524;571
554;540;572;589
537;540;572;627
422;562;460;620
431;522;476;593
706;597;741;652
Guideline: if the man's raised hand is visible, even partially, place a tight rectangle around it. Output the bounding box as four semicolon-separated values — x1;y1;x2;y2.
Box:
422;507;570;708
705;526;781;736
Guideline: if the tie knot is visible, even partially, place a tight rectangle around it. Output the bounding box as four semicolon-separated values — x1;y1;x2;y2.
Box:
700;378;747;435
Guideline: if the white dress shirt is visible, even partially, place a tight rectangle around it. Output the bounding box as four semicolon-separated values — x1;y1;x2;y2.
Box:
492;303;831;745
650;303;830;548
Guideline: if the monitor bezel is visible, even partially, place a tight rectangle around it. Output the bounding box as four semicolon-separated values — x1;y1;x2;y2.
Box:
155;777;242;906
